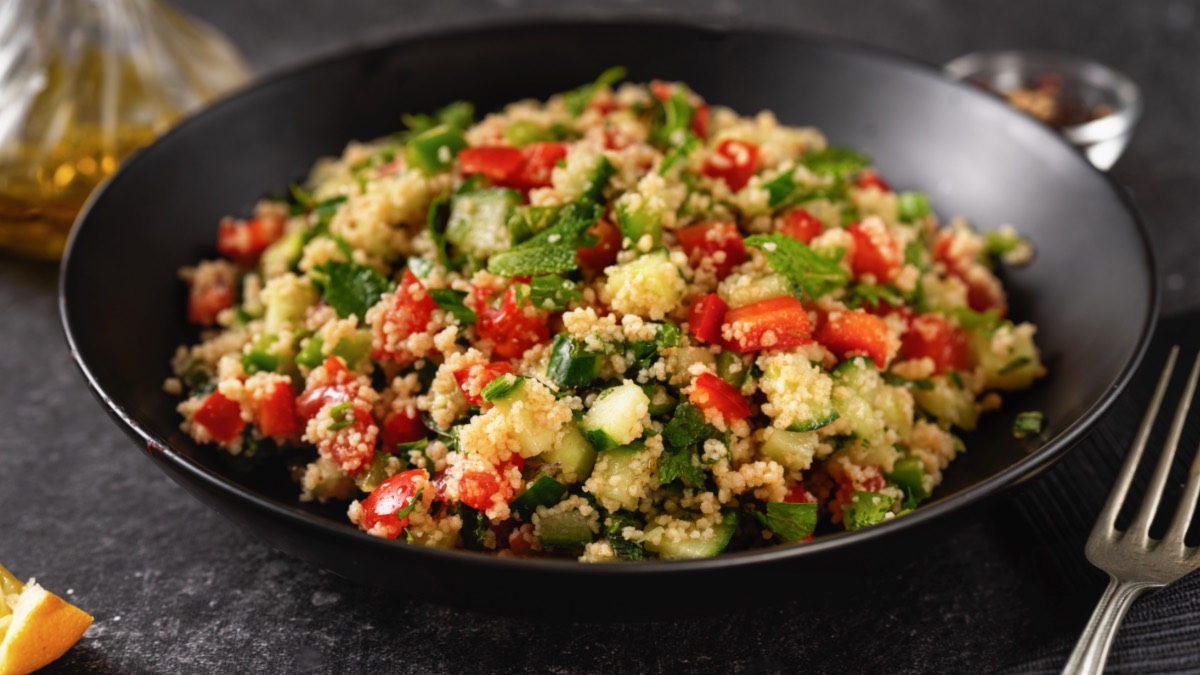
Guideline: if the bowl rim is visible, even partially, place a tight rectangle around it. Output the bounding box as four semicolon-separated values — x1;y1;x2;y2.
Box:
59;16;1160;576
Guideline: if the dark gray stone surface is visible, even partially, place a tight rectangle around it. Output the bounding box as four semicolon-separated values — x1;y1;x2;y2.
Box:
4;1;1199;672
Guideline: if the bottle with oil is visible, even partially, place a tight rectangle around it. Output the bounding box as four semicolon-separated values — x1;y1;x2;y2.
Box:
0;0;249;260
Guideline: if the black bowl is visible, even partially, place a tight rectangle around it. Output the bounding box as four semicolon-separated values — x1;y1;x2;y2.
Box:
61;20;1157;615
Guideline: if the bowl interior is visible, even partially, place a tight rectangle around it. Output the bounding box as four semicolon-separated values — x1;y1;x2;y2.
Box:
62;22;1155;578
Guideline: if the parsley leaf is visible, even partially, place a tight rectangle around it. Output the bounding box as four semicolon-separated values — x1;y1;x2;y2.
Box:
659;133;701;175
658;445;706;488
1013;410;1045;439
800;146;871;179
327;402;355;431
457;504;489;551
311;261;394;320
753;501;817;542
428;288;477;325
842;491;895;530
999;356;1032;375
761;168;847;210
744;233;850;301
605;512;646;560
400;100;475;141
394;488;424;521
846;283;904;310
649;84;695;148
562;66;628;118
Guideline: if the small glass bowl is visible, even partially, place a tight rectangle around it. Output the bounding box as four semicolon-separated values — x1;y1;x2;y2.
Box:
944;50;1142;170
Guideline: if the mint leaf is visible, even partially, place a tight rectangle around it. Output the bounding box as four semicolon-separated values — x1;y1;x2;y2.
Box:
488;202;601;277
658;445;706;488
755;501;817;542
744;233;850;300
604;512;646;560
663;403;717;450
311;261;394;320
845;283;904;310
521;275;583;311
428;288;477;325
800;146;871;179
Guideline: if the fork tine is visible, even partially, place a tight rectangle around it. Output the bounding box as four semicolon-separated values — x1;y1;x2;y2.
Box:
1127;347;1200;542
1164;354;1200;546
1095;346;1179;534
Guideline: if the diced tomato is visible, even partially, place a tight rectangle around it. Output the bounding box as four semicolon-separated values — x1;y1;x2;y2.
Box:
360;469;427;539
899;314;970;374
815;309;893;368
370;269;437;365
692;104;711;138
326;406;377;475
216;215;283;263
381;409;427;450
832;464;885;522
779;208;824;245
703;139;760;192
933;232;1008;315
847;220;903;282
576;218;622;272
721;296;812;353
689;372;753;423
296;356;355;420
966;276;1008;315
194;391;244;443
508;528;533;555
458;469;512;511
477;286;550;360
687;293;728;345
459;147;524;184
508;142;568;191
677;222;747;280
453;362;516;405
187;282;234;326
856;170;891;192
256;381;301;437
649;80;675;101
784;483;816;504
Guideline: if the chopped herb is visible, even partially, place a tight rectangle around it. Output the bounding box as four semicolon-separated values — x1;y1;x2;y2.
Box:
659;133;700;175
394;488;424;521
800;146;871;179
999;356;1033;375
658;445;706;488
507;204;564;244
393;439;428;454
405;125;468;175
649;83;695;148
948;370;965;389
888;456;930;509
1013;410;1045;439
604;512;646;560
984;229;1027;258
951;306;1002;332
846;284;904;310
426;192;458;267
843;491;895;530
761;167;846;210
904;240;926;269
428;288;477;325
517;274;583;311
488;201;602;277
663;402;717;450
897;191;931;223
311;260;394;320
295;335;325;369
457;504;489;551
754;501;818;543
407;256;436;279
327;402;355;431
241;334;281;375
481;375;525;402
510;476;569;519
745;233;850;301
579;155;616;205
400;100;475;140
562;66;627;117
884;373;934;390
546;335;600;388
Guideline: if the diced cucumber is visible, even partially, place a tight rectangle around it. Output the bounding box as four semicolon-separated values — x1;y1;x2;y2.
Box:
537;509;595;548
842;491;895;530
586;445;650;511
446;188;520;259
641;383;676;416
831;356;885;441
888;456;930;504
260;228;304;277
262;275;319;333
912;374;979;430
331;329;372;368
604;251;685;317
505;120;554;147
758;428;818;471
491;381;562;457
717;271;794;309
874;383;915;439
532;423;597;484
615;192;664;248
968;322;1043;391
758;353;838;431
787;409;840;432
481;375;525;402
644;510;740;559
242;334;283;374
717;350;748;387
546;334;601;388
405;124;467;174
510;475;568;519
295;334;325;369
580;382;650;449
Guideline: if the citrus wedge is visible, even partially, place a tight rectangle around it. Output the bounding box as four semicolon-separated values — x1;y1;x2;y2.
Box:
0;564;92;675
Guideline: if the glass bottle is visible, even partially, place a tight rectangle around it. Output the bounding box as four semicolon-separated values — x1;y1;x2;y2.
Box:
0;0;250;260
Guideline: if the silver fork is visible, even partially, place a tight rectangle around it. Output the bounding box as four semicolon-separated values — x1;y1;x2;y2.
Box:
1064;346;1200;674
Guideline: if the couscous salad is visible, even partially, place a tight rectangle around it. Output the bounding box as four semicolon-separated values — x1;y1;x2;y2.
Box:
167;69;1044;560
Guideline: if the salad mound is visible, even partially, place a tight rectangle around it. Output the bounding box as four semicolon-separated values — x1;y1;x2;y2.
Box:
168;69;1045;560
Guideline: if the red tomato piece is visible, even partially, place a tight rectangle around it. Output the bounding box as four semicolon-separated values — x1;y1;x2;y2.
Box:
783;483;816;504
677;222;747;280
689;372;753;423
691;103;711;138
256;381;301;437
687;293;729;345
779;208;824;244
816;309;893;368
508;142;568;191
703;139;760;192
847;220;903;282
370;269;438;365
458;469;511;512
360;469;427;539
576;218;622;272
194;391;244;443
453;362;516;405
899;314;970;374
721;296;812;353
326;406;377;475
649;80;675;101
476;287;550;359
296;356;355;420
381;409;428;450
459;146;524;184
217;215;283;264
856;170;892;192
186;264;235;325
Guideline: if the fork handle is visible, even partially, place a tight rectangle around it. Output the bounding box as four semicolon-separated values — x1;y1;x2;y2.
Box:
1062;576;1157;675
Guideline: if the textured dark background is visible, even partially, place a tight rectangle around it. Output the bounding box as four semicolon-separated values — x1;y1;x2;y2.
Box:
4;0;1200;673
